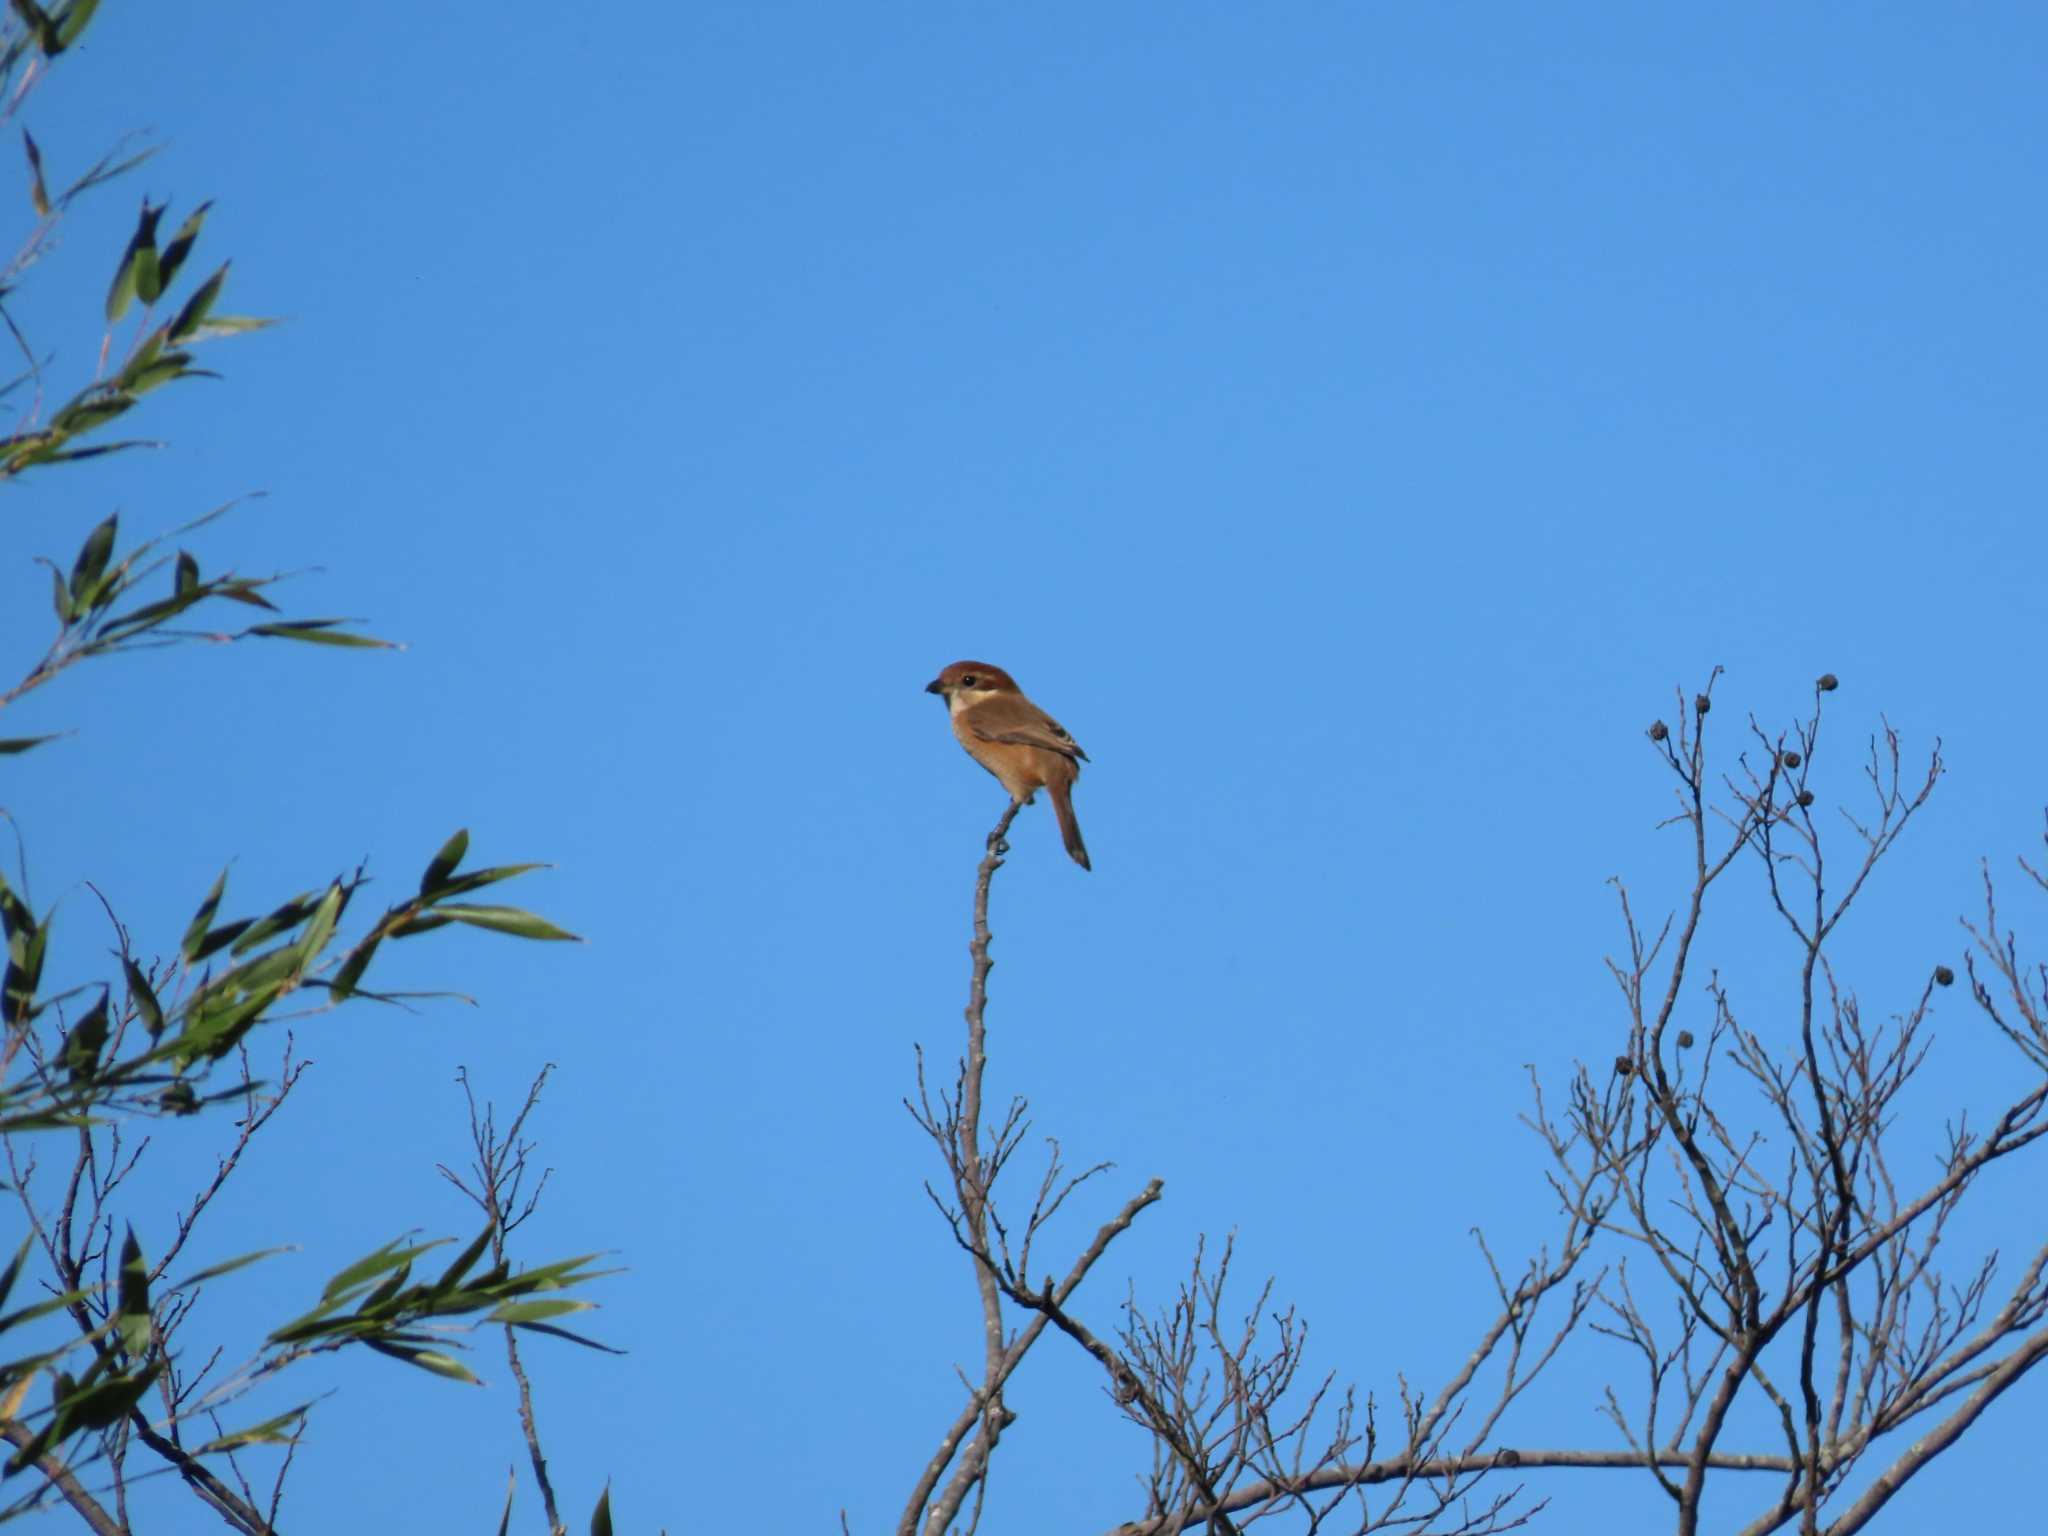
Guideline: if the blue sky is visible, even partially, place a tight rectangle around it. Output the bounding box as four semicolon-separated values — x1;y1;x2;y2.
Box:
5;2;2047;1530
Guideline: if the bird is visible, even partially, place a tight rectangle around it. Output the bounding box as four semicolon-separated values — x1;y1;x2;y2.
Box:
925;661;1091;870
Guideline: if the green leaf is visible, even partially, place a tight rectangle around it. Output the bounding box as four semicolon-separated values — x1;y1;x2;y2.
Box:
155;199;209;291
132;243;162;306
122;957;163;1036
2;905;46;1026
318;1237;450;1304
189;916;255;964
486;1298;595;1326
180;867;228;964
0;874;37;940
190;1404;307;1455
115;1227;150;1355
59;990;109;1082
496;1469;516;1536
169;1246;290;1291
0;734;59;756
409;1351;485;1392
58;1362;162;1431
175;549;199;595
432;905;580;943
52;390;137;437
421;829;468;895
105;200;165;323
294;882;344;967
22;129;48;218
421;863;545;902
54;0;101;48
96;585;208;639
67;512;117;603
591;1485;613;1536
49;564;73;624
157;1082;199;1115
179;314;276;343
430;1226;494;1294
0;1233;33;1313
383;1345;479;1385
122;349;193;395
166;260;227;342
246;619;395;649
328;930;382;1000
210;943;300;998
388;913;453;939
228;890;318;957
0;1282;95;1335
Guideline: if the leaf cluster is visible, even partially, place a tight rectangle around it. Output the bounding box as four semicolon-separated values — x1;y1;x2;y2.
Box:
2;829;578;1134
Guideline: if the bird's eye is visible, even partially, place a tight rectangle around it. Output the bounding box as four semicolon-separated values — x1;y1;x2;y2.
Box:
961;674;978;686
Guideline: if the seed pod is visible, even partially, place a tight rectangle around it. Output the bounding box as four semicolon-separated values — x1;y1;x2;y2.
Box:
1649;720;1669;742
1677;1030;1695;1048
1817;673;1839;692
1797;790;1815;807
1934;965;1955;987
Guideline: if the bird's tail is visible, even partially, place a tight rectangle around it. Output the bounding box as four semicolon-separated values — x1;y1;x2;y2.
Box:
1049;780;1091;871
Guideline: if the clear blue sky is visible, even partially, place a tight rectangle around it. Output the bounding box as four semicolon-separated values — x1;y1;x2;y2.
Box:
5;3;2046;1530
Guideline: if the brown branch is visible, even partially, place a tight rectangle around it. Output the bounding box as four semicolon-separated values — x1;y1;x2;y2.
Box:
1100;1447;1801;1536
0;1422;124;1536
440;1064;564;1536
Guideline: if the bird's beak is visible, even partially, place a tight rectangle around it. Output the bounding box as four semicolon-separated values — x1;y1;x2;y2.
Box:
924;678;945;695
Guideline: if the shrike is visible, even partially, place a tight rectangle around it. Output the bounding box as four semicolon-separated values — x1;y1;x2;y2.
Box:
925;661;1091;870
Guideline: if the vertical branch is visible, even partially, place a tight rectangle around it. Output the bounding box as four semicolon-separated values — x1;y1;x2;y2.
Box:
949;801;1024;1530
902;801;1040;1536
439;1065;562;1536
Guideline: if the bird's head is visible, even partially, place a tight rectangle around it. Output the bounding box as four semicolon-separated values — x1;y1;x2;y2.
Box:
924;661;1020;704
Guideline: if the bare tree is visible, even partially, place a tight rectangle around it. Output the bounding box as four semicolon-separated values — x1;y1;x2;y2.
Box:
896;672;2048;1535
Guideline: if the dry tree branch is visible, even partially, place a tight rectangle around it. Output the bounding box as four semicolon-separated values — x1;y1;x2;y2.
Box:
900;802;1162;1536
439;1064;565;1536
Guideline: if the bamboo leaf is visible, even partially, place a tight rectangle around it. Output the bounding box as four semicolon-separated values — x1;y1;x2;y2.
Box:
0;1365;34;1422
485;1298;594;1325
22;129;47;218
421;828;469;895
328;930;382;999
155;198;209;290
54;0;101;49
0;1233;32;1313
245;618;395;649
430;1226;494;1294
316;1237;449;1305
170;1247;290;1290
190;1403;308;1455
105;199;164;323
122;957;163;1036
67;512;117;602
115;1228;150;1355
180;868;228;964
59;989;109;1082
180;314;276;343
434;905;580;943
228;890;317;956
165;260;227;341
422;863;545;902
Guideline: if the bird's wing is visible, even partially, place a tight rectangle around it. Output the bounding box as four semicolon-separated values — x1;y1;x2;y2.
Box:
964;695;1089;762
